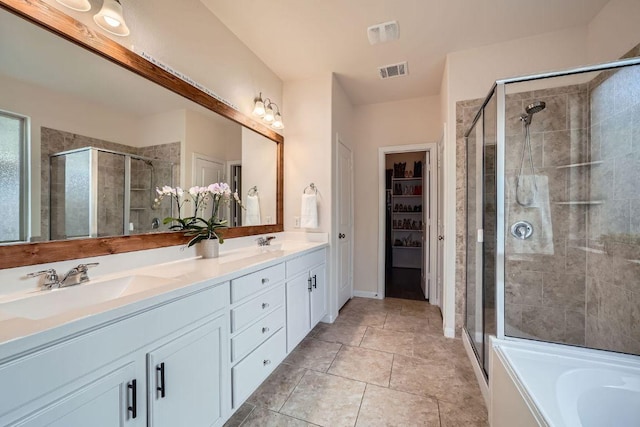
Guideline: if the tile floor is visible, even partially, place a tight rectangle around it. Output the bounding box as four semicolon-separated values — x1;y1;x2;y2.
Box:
224;297;488;427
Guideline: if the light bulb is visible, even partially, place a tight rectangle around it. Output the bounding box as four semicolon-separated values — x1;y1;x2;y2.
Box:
253;100;265;117
272;113;284;129
263;105;274;123
93;0;130;36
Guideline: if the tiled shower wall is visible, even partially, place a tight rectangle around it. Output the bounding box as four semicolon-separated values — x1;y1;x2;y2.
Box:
41;127;179;240
456;55;640;356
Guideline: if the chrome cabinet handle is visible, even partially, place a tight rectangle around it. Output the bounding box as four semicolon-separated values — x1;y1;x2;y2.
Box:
262;302;269;309
262;326;270;334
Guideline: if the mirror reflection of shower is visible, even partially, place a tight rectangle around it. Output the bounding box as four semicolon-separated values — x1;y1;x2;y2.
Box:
516;101;546;206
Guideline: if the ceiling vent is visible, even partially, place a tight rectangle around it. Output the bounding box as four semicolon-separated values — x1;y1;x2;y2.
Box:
367;20;399;45
378;61;408;79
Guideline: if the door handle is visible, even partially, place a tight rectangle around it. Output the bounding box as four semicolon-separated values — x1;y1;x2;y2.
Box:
127;379;137;419
156;362;166;398
338;233;345;239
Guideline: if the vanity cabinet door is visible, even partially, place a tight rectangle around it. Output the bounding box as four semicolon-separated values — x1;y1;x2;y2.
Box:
309;263;327;327
286;272;312;352
15;362;138;427
147;315;228;427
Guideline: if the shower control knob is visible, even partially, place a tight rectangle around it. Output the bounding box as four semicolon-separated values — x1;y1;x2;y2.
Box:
510;221;534;240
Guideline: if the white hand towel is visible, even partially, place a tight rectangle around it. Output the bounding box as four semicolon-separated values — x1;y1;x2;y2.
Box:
300;193;318;228
245;194;261;226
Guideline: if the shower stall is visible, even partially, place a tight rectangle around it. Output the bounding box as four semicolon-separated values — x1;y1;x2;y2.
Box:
49;147;176;240
464;56;640;377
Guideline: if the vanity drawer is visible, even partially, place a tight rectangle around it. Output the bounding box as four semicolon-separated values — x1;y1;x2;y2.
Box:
231;285;285;332
232;328;286;407
231;306;285;363
231;263;285;303
286;248;326;278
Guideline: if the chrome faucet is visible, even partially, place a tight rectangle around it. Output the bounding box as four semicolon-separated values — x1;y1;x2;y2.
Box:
256;236;276;246
26;269;60;290
26;262;99;290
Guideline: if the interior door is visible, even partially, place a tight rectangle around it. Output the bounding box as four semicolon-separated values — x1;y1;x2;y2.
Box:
193;155;224;218
436;133;445;309
421;153;429;299
337;140;353;309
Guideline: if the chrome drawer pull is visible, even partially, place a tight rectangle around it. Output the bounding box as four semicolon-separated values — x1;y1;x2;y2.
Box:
262;326;270;334
263;359;271;366
262;302;269;309
261;278;269;284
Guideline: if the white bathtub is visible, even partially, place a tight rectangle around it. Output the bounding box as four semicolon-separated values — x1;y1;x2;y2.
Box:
491;338;640;427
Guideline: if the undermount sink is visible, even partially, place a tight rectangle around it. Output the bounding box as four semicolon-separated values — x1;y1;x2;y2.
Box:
0;275;177;320
256;242;283;253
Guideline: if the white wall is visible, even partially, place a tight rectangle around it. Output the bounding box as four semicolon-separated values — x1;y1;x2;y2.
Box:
353;96;441;295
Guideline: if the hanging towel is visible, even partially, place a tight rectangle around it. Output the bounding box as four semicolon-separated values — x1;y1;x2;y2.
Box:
245;194;261;226
300;193;318;228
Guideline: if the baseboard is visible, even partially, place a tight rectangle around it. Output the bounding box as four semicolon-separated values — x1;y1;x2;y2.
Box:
462;331;489;408
353;290;381;299
443;326;455;338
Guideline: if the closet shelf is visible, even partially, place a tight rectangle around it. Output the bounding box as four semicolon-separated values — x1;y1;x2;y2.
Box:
554;201;604;205
393;195;422;198
392;246;422;249
555;161;603;169
392;228;423;232
392;177;422;181
392;212;422;215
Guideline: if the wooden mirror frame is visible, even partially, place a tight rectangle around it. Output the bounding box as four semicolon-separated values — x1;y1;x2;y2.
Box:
0;0;284;269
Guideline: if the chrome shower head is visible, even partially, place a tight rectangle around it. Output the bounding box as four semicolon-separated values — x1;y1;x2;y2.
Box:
525;101;546;115
520;101;546;125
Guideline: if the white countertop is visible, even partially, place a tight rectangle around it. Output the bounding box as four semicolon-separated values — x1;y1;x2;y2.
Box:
0;237;327;362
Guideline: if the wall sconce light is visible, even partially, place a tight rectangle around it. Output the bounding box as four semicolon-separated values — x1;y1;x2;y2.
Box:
253;93;284;130
56;0;92;12
93;0;130;36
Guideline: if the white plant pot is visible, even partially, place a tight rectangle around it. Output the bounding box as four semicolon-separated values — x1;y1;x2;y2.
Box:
199;239;219;259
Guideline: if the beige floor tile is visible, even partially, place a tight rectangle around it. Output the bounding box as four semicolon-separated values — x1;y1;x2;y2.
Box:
341;297;403;314
247;363;307;411
284;338;342;372
355;384;440;427
313;322;368;346
222;402;254;427
384;312;434;333
359;327;413;356
335;309;388;328
327;345;393;386
390;354;480;403
412;332;464;364
241;407;318;427
280;370;365;427
439;398;489;427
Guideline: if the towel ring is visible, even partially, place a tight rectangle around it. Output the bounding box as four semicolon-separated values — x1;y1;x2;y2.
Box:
303;183;318;195
248;186;258;196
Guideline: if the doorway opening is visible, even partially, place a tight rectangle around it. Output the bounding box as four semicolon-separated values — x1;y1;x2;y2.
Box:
378;143;438;304
385;152;426;300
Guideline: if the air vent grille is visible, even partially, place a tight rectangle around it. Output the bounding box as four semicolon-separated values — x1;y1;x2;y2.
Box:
367;20;399;45
378;61;408;79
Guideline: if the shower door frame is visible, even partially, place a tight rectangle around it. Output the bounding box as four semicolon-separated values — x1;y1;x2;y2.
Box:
491;56;640;342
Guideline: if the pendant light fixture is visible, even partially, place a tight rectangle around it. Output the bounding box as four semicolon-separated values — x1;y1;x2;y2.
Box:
94;0;130;36
252;92;284;130
56;0;91;12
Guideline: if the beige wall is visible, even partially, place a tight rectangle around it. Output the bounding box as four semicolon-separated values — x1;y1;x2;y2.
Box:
587;0;640;63
352;96;441;295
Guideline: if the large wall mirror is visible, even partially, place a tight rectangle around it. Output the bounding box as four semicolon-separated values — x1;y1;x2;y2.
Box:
0;0;283;268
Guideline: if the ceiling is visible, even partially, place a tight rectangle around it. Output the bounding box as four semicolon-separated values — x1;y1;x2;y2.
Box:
201;0;610;105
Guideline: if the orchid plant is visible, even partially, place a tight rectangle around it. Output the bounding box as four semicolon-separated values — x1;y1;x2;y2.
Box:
154;183;243;247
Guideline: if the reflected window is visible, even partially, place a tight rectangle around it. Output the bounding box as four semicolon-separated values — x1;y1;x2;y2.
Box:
0;111;28;243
